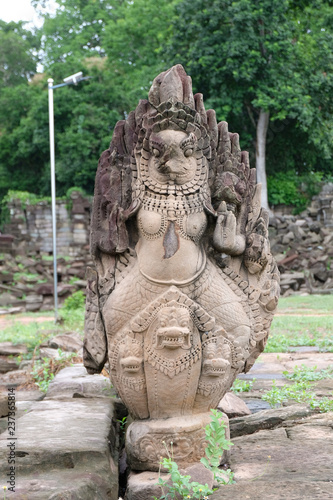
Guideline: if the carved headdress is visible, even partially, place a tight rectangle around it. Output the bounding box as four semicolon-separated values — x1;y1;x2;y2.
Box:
91;64;255;256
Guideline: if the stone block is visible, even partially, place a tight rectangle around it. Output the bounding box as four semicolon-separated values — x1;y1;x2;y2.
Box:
48;332;83;352
0;342;28;356
126;411;229;472
217;391;251;418
0;399;119;499
45;364;114;399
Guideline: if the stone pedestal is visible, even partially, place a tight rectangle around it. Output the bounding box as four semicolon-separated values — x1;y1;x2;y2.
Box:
126;411;229;472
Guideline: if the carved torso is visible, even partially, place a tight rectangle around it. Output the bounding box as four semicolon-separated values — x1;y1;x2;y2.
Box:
136;192;207;282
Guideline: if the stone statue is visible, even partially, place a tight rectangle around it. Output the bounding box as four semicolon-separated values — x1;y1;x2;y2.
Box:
83;65;279;471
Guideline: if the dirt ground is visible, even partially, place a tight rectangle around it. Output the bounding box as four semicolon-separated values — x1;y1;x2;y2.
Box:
0;313;55;330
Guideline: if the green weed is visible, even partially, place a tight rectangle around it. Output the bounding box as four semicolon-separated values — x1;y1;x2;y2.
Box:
231;379;255;393
31;350;78;392
154;410;234;500
266;315;333;353
283;364;333;382
200;409;234;484
262;374;333;413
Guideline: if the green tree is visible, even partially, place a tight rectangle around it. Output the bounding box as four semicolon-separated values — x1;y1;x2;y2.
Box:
102;0;180;109
0;20;40;88
168;0;333;209
0;0;180;198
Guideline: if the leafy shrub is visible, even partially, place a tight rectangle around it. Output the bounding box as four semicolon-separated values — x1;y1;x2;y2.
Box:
61;290;85;311
268;170;323;212
59;290;85;331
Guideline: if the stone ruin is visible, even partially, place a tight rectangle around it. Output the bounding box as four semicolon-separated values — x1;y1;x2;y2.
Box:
83;64;280;483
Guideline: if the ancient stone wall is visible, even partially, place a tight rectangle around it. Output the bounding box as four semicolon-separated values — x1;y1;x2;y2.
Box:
270;184;333;296
0;191;91;256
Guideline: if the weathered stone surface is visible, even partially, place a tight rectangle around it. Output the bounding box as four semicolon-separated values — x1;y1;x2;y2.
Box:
0;342;28;355
126;412;229;472
48;331;83;352
0;398;119;499
211;481;333;499
46;364;114;399
0;395;9;417
10;468;117;500
0;356;19;373
209;411;333;499
125;471;167;500
0;369;29;388
230;404;316;438
217;391;251;418
180;462;214;489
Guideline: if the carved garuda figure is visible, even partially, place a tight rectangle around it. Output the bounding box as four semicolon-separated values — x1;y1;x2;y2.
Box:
84;65;279;424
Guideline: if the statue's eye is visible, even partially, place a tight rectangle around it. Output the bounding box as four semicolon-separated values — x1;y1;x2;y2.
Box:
160;321;166;327
184;148;193;157
180;320;187;327
152;148;160;157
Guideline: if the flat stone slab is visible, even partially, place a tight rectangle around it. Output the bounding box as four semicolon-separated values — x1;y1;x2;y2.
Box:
230;404;316;438
46;364;114;399
8;467;117;500
211;480;333;499
0;398;118;499
243;398;271;414
211;412;333;499
0;342;28;355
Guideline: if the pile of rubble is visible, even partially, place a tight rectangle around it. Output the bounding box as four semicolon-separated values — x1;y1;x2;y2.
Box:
271;215;333;296
0;252;92;313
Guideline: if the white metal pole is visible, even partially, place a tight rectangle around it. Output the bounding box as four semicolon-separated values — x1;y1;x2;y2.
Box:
48;78;58;321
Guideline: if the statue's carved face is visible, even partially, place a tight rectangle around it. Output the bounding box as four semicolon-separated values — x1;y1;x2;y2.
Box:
119;338;144;375
148;130;198;185
244;233;269;274
153;306;192;350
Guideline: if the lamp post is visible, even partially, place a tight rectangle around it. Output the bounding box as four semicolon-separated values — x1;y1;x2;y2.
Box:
47;72;91;322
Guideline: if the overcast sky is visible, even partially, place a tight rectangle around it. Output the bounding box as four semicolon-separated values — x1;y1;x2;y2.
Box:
0;0;56;27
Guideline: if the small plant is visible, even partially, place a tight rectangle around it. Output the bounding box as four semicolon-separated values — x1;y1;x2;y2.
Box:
69;276;80;285
61;290;85;310
283;364;333;382
31;350;78;392
310;397;333;413
117;416;128;431
200;409;234;484
156;455;214;499
262;376;333;413
261;380;287;408
155;410;233;499
231;379;255;393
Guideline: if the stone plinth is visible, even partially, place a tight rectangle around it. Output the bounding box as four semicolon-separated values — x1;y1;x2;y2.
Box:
126;411;229;472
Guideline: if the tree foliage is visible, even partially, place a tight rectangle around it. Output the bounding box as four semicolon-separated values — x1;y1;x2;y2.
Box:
0;20;40;88
0;0;332;209
168;0;333;205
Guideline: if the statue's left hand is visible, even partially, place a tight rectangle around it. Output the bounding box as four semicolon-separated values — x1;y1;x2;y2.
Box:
213;201;246;255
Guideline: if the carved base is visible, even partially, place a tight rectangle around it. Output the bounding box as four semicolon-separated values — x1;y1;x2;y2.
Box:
125;411;230;472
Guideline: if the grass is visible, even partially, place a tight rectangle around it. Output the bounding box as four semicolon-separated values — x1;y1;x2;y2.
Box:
277;295;333;314
0;294;85;359
265;294;333;353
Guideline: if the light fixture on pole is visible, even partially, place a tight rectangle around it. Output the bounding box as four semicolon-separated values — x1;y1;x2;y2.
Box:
47;72;91;322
